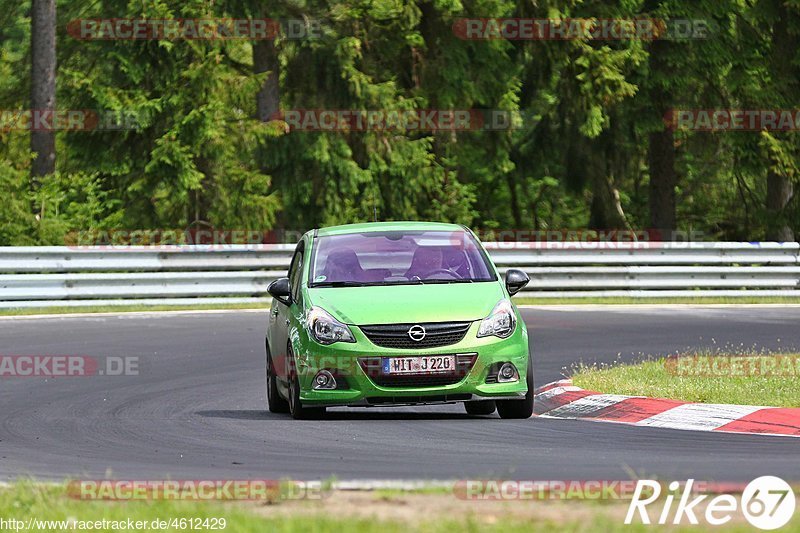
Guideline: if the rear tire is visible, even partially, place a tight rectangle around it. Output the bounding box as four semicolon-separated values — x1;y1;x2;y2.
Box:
464;400;496;416
496;356;534;419
266;340;289;414
287;347;326;420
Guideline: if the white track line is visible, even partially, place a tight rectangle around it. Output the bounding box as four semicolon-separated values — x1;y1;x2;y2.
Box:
533;386;583;402
635;404;768;432
544;394;635;418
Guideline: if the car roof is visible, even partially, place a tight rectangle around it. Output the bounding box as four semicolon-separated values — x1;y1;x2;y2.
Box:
315;221;466;237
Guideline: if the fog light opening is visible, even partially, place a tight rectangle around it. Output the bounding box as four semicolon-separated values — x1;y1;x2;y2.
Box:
497;363;519;383
313;369;337;390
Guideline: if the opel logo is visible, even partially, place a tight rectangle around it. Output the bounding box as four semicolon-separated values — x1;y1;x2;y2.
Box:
407;325;426;342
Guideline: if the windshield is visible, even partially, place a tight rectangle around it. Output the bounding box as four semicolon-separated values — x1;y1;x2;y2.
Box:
309;230;496;287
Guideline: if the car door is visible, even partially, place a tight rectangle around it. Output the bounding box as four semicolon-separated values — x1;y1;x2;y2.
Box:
270;242;304;385
286;243;307;366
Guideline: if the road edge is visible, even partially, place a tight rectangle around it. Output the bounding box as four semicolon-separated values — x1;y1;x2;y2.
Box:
534;380;800;438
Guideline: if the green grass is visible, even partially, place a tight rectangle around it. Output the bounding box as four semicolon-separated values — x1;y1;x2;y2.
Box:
0;483;263;531
0;302;268;316
2;482;798;532
514;296;800;306
572;355;800;407
1;296;800;317
371;486;453;498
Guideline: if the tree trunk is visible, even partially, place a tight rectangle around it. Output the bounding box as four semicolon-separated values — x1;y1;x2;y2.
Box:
193;156;214;228
253;38;279;121
589;174;629;230
588;121;630;231
648;129;676;233
647;38;677;236
30;0;57;203
766;171;794;241
765;0;796;241
505;174;523;229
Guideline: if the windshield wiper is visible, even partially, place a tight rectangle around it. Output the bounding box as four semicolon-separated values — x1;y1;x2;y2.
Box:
415;279;474;284
312;279;482;287
311;281;370;288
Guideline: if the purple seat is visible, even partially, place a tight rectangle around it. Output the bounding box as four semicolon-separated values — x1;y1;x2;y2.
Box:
404;247;443;279
323;248;366;282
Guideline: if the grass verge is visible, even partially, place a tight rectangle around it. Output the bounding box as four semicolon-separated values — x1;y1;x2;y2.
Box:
572;355;800;407
514;296;800;306
2;482;797;532
2;296;800;317
0;303;268;317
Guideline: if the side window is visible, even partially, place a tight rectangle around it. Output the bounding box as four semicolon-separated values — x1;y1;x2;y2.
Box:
288;246;304;304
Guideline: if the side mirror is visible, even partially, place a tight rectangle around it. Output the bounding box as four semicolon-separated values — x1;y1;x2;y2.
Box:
268;277;292;306
505;269;530;296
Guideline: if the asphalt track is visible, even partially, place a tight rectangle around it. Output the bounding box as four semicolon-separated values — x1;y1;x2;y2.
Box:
1;306;799;482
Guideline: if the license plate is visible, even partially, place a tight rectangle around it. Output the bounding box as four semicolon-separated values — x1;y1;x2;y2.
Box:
382;356;456;375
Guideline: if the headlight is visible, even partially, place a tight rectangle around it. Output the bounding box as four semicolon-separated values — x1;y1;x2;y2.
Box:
306;306;355;345
477;299;516;338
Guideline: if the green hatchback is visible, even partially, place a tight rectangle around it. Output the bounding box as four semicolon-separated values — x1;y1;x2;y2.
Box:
265;222;533;419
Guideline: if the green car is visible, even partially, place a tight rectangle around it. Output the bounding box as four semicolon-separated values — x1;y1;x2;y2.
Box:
265;221;533;419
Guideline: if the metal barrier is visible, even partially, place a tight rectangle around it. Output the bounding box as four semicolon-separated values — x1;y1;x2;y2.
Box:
0;242;798;308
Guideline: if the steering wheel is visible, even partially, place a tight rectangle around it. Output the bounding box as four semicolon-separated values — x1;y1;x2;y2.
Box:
422;268;463;280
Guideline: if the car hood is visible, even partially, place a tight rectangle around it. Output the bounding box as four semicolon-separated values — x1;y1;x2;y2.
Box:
308;282;506;325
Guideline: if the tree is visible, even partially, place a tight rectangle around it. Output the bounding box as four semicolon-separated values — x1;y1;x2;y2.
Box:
253;16;280;121
764;0;797;241
0;0;796;244
30;0;56;205
646;37;677;233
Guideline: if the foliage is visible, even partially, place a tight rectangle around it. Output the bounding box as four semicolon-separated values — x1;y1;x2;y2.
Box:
0;0;798;243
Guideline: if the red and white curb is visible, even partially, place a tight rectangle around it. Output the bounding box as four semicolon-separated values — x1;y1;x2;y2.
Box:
534;380;800;437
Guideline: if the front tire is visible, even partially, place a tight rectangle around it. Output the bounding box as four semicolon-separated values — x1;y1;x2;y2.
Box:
287;347;326;420
266;340;289;414
464;400;496;416
496;356;534;419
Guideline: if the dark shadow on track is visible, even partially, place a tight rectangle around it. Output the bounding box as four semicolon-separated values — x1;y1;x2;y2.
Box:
196;410;276;420
323;410;492;421
196;409;498;421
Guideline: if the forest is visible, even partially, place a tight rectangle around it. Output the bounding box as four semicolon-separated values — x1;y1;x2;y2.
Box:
0;0;798;245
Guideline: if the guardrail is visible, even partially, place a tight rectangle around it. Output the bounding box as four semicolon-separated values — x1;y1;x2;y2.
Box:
0;242;798;308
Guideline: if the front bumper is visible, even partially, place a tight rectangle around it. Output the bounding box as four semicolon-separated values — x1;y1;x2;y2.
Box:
293;320;530;407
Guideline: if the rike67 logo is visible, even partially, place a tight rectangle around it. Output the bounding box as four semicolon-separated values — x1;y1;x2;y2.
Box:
626;477;796;530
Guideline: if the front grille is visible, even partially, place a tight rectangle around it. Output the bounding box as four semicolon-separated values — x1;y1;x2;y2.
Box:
359;354;477;388
372;375;461;387
360;322;471;349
